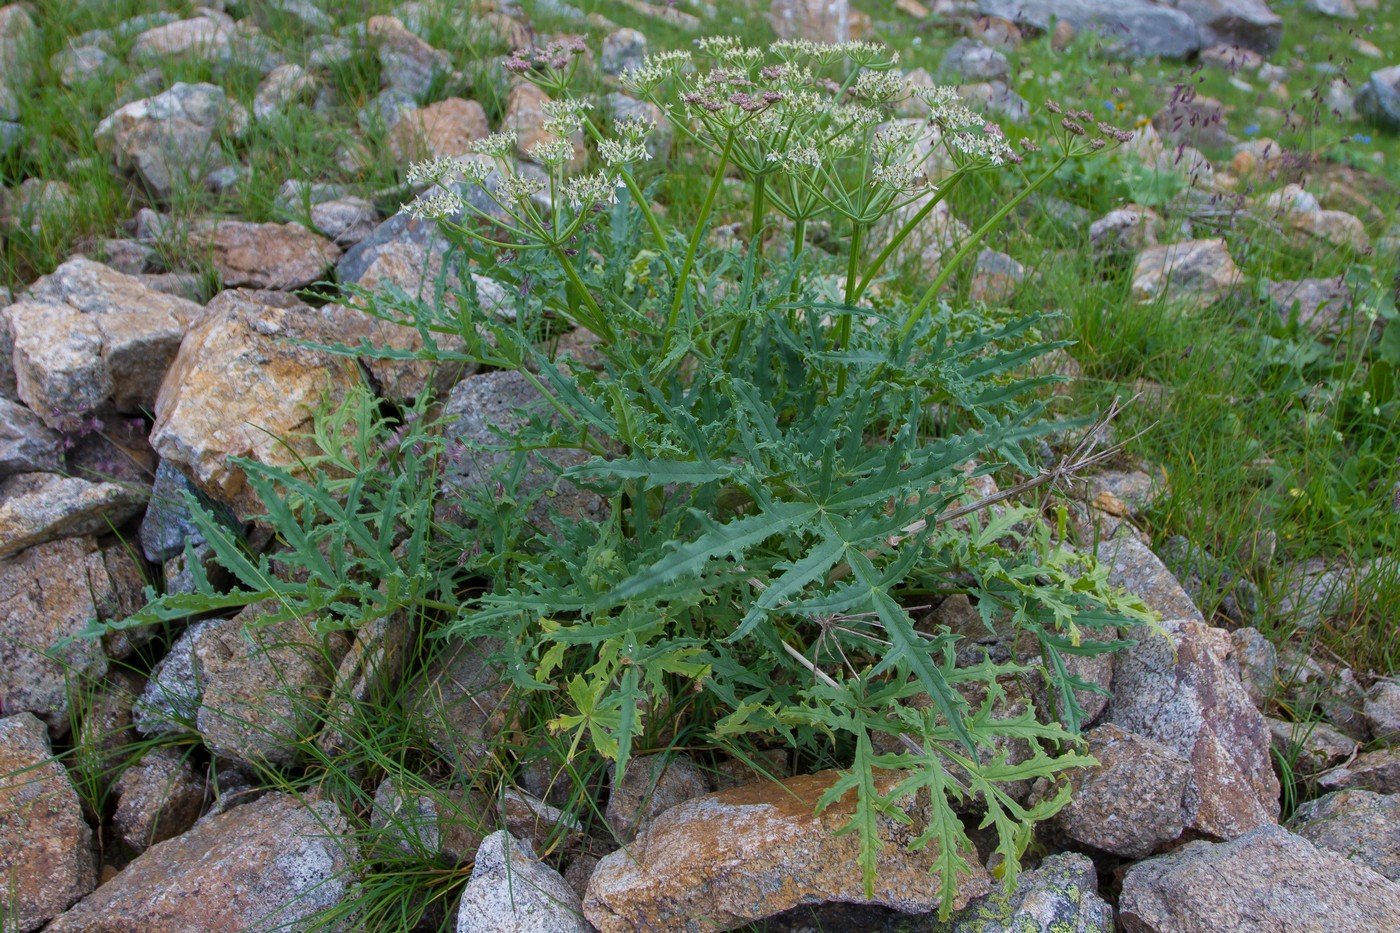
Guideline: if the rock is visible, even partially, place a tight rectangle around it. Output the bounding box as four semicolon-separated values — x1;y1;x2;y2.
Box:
72;669;146;788
501;787;586;855
583;769;992;931
367;15;453;99
440;370;607;530
1356;65;1400;131
1364;679;1400;742
1170;0;1282;58
148;290;362;519
934;852;1112;932
193;600;348;768
768;0;852;43
371;774;490;864
0;712;95;932
130;13;234;64
1152;93;1232;150
133;621;214;737
1299;209;1369;253
601;28;647;75
113;746;205;852
1200;43;1264;71
1131;239;1243;308
267;0;334;32
0;397;61;476
408;637;512;772
1230;627;1277;707
46;791;358;932
504;82;585;168
456;830;591;933
978;0;1200;59
968;248;1025;304
316;612;413;757
1095;528;1204;622
94;82;247;199
310;197;378;247
1319;748;1400;795
1158;536;1260;625
1119;823;1400;932
1288;790;1400;880
1306;0;1358;16
187;219;340;290
388;97;489;161
253;63;315;120
138;458;241;564
969;15;1023;50
0;472;147;560
1267;717;1357;777
1089;205;1162;255
606;753;711;843
1266;277;1354;339
1047;723;1189;858
940;39;1007;81
1108;614;1280;839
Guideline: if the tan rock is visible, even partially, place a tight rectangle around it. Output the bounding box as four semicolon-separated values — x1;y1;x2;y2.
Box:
504;82;585;168
388;97;489;161
189;219;340;291
149;291;362;518
112;746;205;852
606;753;710;843
769;0;851;43
1131;239;1243;308
583;769;991;931
253;63;316;121
0;471;147;558
130;14;234;63
0;712;95;932
45;791;358;933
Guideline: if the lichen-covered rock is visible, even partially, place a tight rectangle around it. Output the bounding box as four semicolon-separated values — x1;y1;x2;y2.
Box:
1119;824;1400;932
0;712;95;933
1047;723;1190;858
0;397;61;477
192;601;348;768
1108;615;1280;839
1131;239;1243;309
583;769;992;932
1287;789;1400;881
0;536;144;732
933;852;1112;932
94;82;247;198
112;745;205;852
0;472;148;559
456;830;591;933
45;791;358;932
149;290;362;519
188;219;340;290
605;753;711;844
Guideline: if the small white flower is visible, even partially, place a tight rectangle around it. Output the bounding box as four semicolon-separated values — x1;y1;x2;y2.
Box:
400;189;464;220
564;171;623;210
498;172;546;202
473;131;519;159
405;156;463;186
528;138;576;166
598;137;650;166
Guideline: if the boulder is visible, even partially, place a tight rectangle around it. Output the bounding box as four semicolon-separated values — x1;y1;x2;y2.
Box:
94;82;248;198
0;712;95;932
934;852;1112;932
1089;205;1162;255
45;791;358;932
1267;717;1358;777
133;620;214;737
252;63;315;120
1119;823;1400;932
456;831;591;933
978;0;1200;59
1288;789;1400;881
1167;0;1282;58
73;669;146;789
1356;65;1400;130
940;39;1007;82
187;219;340;290
112;746;205;852
1266;277;1354;339
408;637;512;772
129;13;234;64
601;28;647;75
1131;239;1243;308
371;774;491;864
583;769;992;931
1364;678;1400;742
388;97;489;162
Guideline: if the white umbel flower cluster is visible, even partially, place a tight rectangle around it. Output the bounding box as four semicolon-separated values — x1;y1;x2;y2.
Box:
400;188;464;221
473;131;519;159
599;137;650;166
564;170;623;210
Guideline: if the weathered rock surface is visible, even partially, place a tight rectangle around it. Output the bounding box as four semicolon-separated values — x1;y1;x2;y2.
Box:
113;745;205;852
138;458;240;563
149;290;362;518
0;536;144;732
94;82;247;198
1288;789;1400;881
0;471;148;559
504;82;585;168
1267;717;1358;776
0;712;95;932
1318;747;1400;795
769;0;852;44
1363;678;1400;742
188;219;340;290
389;96;489;161
456;830;591;933
0;397;61;476
1119;823;1400;932
1131;239;1243;308
253;63;315;121
1096;529;1204;622
1266;277;1354;338
1090;205;1162;255
1171;0;1282;58
1047;723;1189;858
606;753;711;844
46;791;358;932
367;15;452;99
408;637;512;772
1356;64;1400;131
74;669;146;788
934;852;1112;933
132;619;213;737
601;28;647;75
978;0;1199;59
130;13;234;64
371;774;490;865
583;769;992;932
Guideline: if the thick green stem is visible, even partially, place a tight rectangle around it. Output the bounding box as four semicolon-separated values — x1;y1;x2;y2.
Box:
899;156;1068;341
850;173;966;303
835;223;864;394
666;131;735;353
750;175;767;255
555;248;617;344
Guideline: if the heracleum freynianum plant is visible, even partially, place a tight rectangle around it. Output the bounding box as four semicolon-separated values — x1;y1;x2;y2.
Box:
97;36;1152;916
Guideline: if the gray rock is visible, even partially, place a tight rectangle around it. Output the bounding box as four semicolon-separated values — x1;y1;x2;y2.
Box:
129;13;235;65
1048;723;1190;858
0;472;149;560
456;831;591;933
0;397;61;477
1364;678;1400;742
768;0;853;43
267;0;334;32
941;39;1007;81
311;197;378;247
1159;535;1260;625
73;669;146;790
1131;239;1243;308
94;82;248;199
1230;627;1277;707
0;712;95;932
1267;717;1358;777
52;44;115;87
253;63;315;120
1305;0;1357;16
1096;528;1204;622
337;212;446;285
1266;277;1354;339
978;0;1200;59
368;15;453;99
1089;205;1162;255
112;745;205;852
934;852;1112;932
1319;748;1400;795
1119;824;1400;932
139;459;242;563
1288;789;1399;880
46;791;358;933
316;612;414;758
956;80;1032;124
606;753;711;843
1356;65;1400;131
1169;0;1283;58
408;636;511;772
357;86;418;132
601;28;647;75
371;774;491;864
133;620;217;738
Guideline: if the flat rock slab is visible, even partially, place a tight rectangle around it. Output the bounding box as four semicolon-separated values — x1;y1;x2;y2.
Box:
1119;823;1400;932
0;472;148;559
1288;789;1400;881
0;712;95;932
583;769;991;932
188;219;340;290
45;791;358;932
